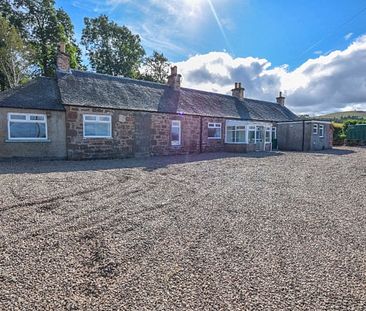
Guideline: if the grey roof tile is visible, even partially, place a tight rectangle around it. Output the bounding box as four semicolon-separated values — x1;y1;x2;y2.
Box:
0;77;64;111
57;70;298;122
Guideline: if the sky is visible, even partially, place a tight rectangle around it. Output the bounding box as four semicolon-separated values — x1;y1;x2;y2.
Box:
56;0;366;115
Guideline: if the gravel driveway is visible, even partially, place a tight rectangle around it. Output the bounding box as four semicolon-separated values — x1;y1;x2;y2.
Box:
0;147;365;310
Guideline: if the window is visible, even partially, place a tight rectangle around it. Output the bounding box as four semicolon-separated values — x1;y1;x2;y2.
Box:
171;120;181;146
248;126;256;143
83;114;112;138
208;122;221;139
313;124;318;135
272;127;277;140
319;124;324;137
8;113;47;140
226;125;246;143
265;127;271;143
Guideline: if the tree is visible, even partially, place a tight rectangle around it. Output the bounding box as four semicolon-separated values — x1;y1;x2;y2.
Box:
1;0;84;76
81;15;145;78
141;51;170;83
0;16;33;89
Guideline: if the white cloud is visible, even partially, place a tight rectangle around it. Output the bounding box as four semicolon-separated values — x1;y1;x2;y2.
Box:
175;35;366;114
344;32;353;40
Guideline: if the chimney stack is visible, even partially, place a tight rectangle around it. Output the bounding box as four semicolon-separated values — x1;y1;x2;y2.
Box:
167;66;181;90
56;42;70;72
276;91;285;106
231;82;245;100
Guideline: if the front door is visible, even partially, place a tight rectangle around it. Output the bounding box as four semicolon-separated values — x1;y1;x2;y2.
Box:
255;126;265;151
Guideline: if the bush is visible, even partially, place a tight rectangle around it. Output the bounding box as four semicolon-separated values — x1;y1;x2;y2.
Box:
332;122;345;145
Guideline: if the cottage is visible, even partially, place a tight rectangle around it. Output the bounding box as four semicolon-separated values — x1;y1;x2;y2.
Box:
0;47;332;160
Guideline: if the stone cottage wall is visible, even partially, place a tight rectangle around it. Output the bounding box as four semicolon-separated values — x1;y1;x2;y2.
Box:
65;105;266;160
65;106;135;160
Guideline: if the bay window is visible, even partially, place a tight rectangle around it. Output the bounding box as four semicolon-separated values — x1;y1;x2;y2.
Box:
248;126;256;143
226;125;246;143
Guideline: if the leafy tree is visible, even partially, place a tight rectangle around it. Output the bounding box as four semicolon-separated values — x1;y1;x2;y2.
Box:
81;15;145;77
1;0;84;76
0;16;33;89
140;51;170;83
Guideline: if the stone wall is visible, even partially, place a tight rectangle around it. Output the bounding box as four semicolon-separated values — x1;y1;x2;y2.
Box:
150;114;201;155
201;117;226;152
0;107;67;159
65;105;272;160
65;106;135;160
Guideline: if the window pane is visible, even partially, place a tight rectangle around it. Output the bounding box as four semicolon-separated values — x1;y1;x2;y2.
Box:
99;116;111;122
30;115;45;121
171;126;180;142
208;127;221;138
248;131;255;143
10;122;46;138
236;130;245;142
10;114;26;120
85;122;110;137
226;129;235;143
85;116;97;121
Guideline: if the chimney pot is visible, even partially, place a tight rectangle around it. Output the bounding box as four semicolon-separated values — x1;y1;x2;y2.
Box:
167;66;181;90
232;82;245;100
276;91;285;106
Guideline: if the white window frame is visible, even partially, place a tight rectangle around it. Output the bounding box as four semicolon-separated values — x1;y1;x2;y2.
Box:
171;120;181;146
7;112;48;141
83;114;112;139
225;125;246;144
208;122;222;139
313;124;318;135
319;124;324;137
265;127;272;143
272;127;277;140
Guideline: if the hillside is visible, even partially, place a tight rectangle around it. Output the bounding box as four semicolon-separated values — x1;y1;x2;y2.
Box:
316;111;366;121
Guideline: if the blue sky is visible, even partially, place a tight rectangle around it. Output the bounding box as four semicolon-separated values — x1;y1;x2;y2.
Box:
56;0;366;114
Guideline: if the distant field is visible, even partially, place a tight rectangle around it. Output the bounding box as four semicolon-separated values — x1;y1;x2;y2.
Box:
317;110;366;120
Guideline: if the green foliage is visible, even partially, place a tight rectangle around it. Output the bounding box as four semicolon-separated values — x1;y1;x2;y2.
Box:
331;122;345;145
81;15;145;78
0;16;33;89
140;51;170;83
1;0;83;77
343;119;366;133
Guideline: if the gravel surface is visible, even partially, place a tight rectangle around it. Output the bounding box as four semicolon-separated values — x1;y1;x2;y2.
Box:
0;147;365;310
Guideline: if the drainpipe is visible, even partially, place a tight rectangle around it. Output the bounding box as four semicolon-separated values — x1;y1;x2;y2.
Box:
302;120;305;151
199;116;203;153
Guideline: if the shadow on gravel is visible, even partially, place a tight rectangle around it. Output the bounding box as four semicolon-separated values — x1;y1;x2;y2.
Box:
308;148;355;156
0;151;283;175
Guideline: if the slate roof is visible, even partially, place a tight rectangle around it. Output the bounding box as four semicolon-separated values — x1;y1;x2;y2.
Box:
0;77;64;111
0;70;298;122
57;70;298;122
